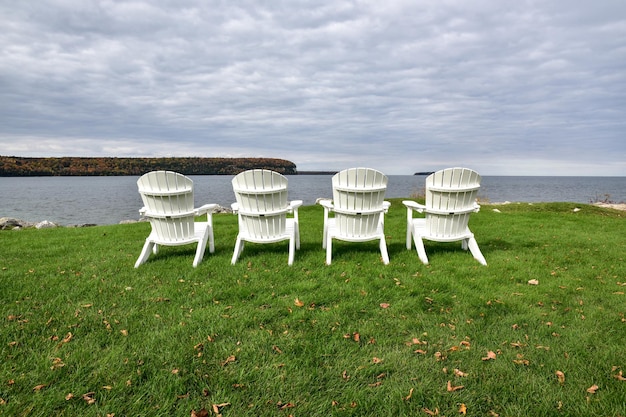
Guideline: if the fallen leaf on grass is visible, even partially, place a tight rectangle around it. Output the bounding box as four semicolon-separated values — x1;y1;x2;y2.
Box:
212;402;231;414
454;369;468;377
447;381;464;392
372;357;383;364
403;388;414;401
82;392;96;405
555;370;565;384
294;298;304;307
482;351;497;361
380;303;390;309
414;349;427;355
528;279;539;285
65;393;74;400
586;384;599;394
191;408;209;417
423;407;439;415
459;403;467;415
221;355;236;366
33;384;46;391
614;370;626;381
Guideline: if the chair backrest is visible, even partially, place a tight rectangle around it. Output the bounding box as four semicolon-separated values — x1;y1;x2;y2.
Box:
331;168;388;238
232;169;289;239
137;171;196;242
424;167;481;238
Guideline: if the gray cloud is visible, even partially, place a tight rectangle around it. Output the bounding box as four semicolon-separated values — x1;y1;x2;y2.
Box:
1;0;625;175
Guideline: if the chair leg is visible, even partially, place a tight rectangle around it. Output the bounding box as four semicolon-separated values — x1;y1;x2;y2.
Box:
231;236;244;265
379;237;390;265
295;223;301;250
135;239;155;268
325;235;333;265
406;217;413;250
413;235;429;265
193;228;211;268
207;224;215;254
467;237;487;266
288;235;295;266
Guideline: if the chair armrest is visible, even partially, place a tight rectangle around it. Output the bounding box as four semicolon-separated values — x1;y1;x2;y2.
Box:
290;200;303;209
402;200;426;213
194;203;218;216
383;201;391;212
231;202;239;214
317;199;334;210
139;207;147;216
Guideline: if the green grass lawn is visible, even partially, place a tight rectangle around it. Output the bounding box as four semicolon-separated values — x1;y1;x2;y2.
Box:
1;200;625;416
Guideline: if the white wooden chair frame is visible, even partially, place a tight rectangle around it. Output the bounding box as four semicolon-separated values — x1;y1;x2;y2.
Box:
231;169;302;266
403;167;486;265
135;171;217;268
318;167;390;265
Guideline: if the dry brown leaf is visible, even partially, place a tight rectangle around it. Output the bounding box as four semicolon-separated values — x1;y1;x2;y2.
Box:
614;370;626;381
555;370;565;384
528;279;539;285
459;403;467;415
460;340;471;348
423;407;439;416
221;355;236;366
482;351;497;361
404;387;414;401
171;368;179;375
191;408;209;417
82;392;96;405
353;332;360;342
586;384;599;394
342;370;350;381
447;380;464;392
65;393;74;401
454;369;468;377
414;349;427;355
33;384;46;391
372;357;383;364
294;298;304;307
380;303;390;309
368;381;383;387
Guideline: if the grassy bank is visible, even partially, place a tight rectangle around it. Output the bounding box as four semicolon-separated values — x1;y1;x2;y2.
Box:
1;200;625;416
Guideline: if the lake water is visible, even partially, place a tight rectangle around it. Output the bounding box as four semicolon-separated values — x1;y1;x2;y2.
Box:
1;175;624;226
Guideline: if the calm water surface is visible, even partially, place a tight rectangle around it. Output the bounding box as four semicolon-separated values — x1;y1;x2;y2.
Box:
1;175;624;225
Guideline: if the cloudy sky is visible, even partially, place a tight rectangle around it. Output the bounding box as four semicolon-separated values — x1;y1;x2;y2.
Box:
1;1;625;175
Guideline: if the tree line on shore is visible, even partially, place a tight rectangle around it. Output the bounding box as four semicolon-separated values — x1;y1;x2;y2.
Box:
0;156;298;176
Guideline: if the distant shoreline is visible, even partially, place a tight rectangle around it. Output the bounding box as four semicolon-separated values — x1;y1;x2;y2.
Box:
0;156;298;176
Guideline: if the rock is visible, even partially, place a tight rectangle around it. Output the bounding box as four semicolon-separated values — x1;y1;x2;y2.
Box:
0;217;34;229
35;220;58;229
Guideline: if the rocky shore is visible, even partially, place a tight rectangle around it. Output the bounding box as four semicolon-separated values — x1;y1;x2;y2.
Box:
0;206;233;230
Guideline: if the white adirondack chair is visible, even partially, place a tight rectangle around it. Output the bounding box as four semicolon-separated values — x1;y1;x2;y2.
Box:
135;171;217;268
231;169;302;265
403;167;487;265
318;167;390;265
